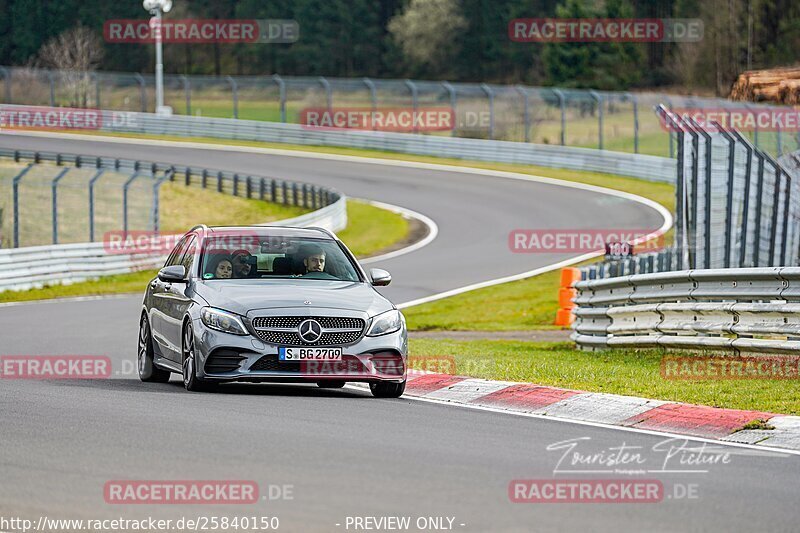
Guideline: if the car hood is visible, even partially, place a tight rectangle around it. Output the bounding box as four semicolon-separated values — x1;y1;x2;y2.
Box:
193;279;394;317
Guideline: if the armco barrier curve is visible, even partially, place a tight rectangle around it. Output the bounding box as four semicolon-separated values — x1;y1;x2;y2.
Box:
0;196;346;293
0;148;347;292
572;267;800;355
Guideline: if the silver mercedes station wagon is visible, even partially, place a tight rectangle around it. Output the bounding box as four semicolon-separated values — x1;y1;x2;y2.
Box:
138;225;408;397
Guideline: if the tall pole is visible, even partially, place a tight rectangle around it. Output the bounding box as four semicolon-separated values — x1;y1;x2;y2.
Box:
154;9;164;112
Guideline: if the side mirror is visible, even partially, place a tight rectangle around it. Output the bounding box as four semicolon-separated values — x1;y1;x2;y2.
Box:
158;265;187;283
370;268;391;286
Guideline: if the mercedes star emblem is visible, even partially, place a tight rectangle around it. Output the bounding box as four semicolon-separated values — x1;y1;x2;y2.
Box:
298;319;323;343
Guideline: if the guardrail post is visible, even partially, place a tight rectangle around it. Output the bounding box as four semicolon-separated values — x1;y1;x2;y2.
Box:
552;89;565;145
271;179;277;203
149;169;170;235
311;186;317;209
217;171;223;193
753;151;766;266
302;184;308;207
782;173;791;266
590;90;603;150
480;83;495;140
122;171;142;238
318;76;332;112
515;85;530;143
134;73;146;112
233;174;239;196
404;79;418;133
51;167;70;244
181;75;191;115
259;178;265;201
201;169;208;189
12;164;33;248
765;158;782;266
0;66;10;103
292;183;299;205
663;95;674;158
683;118;700;269
688;117;712;269
88;169;105;242
47;70;55;107
226;75;238;119
442;81;457;137
246;176;252;199
731;130;754;267
272;75;286;122
363;78;377;131
628;92;639;154
184;168;191;186
282;181;288;205
714;123;736;268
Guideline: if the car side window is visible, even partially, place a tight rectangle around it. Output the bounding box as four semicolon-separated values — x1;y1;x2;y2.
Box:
180;236;197;276
165;236;190;268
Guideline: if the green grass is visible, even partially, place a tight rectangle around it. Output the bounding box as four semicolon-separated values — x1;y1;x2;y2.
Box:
158;181;309;234
337;200;409;258
0;199;407;303
409;339;800;414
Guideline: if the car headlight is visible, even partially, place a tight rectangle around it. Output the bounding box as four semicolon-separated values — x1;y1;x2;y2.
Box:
200;307;248;336
367;309;403;337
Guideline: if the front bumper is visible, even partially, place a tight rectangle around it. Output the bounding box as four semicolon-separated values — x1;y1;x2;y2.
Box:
192;317;408;383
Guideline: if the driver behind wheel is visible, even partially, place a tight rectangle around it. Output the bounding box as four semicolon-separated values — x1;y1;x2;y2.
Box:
301;245;326;274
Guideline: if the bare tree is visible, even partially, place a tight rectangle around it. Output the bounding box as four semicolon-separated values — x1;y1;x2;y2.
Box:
38;25;104;107
388;0;467;76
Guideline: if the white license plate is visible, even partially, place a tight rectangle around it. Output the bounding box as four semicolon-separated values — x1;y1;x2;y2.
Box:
278;347;342;361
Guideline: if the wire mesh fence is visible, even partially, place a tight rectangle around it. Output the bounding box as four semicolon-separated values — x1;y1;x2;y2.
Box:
582;107;800;279
0;147;341;249
2;65;799;159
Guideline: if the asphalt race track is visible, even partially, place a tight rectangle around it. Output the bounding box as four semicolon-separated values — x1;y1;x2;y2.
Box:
0;133;797;532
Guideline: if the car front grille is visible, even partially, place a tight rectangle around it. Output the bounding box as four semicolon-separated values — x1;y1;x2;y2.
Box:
251;316;366;346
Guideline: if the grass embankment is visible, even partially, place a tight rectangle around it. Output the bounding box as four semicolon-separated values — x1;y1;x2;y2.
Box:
0;198;407;303
409;339;800;415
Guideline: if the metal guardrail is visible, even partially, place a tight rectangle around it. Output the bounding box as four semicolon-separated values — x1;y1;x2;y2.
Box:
0;146;346;292
5;106;675;183
2;65;796;158
0;195;347;293
572;267;800;355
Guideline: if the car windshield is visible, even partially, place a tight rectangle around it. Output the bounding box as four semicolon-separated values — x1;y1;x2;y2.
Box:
199;231;360;282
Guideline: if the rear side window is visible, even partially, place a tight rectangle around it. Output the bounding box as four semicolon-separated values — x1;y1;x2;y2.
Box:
165;235;190;267
180;236;198;276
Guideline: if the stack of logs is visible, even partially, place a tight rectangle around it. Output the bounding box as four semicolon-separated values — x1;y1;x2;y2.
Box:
730;67;800;104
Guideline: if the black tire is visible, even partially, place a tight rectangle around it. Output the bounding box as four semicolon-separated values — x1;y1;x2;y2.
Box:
182;323;215;392
316;380;346;389
138;315;171;383
369;380;406;398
